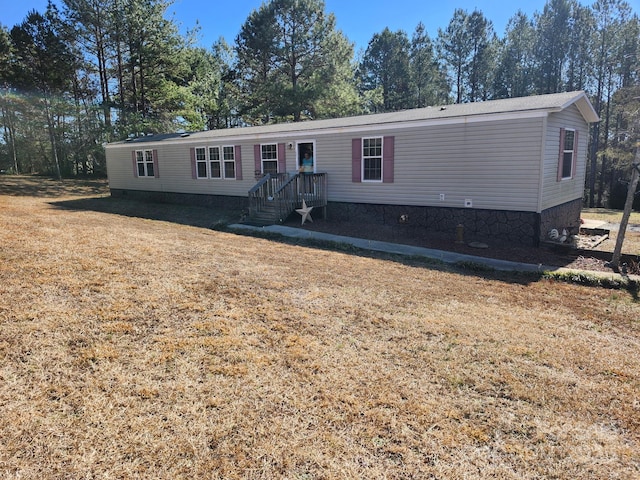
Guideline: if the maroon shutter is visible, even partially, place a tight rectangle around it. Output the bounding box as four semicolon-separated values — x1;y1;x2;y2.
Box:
278;143;286;173
571;130;579;179
383;136;394;183
254;144;261;174
352;138;362;183
235;145;242;180
152;149;159;178
132;151;138;177
557;128;565;182
190;148;197;179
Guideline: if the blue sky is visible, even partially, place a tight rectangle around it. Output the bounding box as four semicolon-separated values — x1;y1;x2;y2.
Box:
3;0;640;52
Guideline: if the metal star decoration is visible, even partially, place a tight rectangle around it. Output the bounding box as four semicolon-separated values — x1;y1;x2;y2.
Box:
295;199;313;225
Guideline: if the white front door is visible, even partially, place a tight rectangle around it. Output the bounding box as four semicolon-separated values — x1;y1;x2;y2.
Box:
296;140;316;173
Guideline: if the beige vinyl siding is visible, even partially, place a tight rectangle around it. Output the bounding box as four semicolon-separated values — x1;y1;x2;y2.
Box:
106;142;264;197
316;117;544;212
107;118;544;212
541;105;588;211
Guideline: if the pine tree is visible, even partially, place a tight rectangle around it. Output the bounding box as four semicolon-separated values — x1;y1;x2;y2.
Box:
236;0;355;123
360;27;412;112
410;22;449;107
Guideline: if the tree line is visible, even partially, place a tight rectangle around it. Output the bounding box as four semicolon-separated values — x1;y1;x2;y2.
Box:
0;0;638;208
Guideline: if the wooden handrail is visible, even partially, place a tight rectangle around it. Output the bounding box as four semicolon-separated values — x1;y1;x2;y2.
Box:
248;172;327;224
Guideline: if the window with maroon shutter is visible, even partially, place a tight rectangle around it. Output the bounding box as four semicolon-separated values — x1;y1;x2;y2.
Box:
352;136;395;183
192;145;239;179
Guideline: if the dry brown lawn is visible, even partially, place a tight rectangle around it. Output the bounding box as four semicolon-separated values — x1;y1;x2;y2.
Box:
1;177;639;479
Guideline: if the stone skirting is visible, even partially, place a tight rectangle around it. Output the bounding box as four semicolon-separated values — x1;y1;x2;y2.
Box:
109;189;582;247
325;199;583;246
325;202;541;246
539;198;583;241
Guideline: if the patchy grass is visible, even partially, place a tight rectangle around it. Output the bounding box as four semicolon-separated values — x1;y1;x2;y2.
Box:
582;207;640;225
582;208;640;256
1;177;639;479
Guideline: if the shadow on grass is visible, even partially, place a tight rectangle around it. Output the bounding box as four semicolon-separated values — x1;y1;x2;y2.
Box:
48;193;638;292
49;195;243;230
0;175;108;198
47;194;543;286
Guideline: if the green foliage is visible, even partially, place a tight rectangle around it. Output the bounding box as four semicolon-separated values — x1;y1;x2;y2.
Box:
236;0;356;123
360;27;412;112
0;0;638;199
542;270;639;292
410;22;450;107
493;11;536;98
436;9;496;103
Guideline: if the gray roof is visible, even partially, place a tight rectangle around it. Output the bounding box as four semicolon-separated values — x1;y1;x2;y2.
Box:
115;91;598;145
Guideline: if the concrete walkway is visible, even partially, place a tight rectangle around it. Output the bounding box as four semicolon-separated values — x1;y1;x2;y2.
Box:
229;224;639;282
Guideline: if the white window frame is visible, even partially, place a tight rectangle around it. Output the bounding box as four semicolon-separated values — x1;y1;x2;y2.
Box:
195;147;208;179
362;137;383;182
196;145;235;180
222;145;236;179
261;143;278;175
561;129;576;180
209;146;222;179
296;140;316;173
136;149;155;177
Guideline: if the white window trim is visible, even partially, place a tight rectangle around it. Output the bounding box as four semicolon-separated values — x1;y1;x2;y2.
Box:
561;129;576;180
362;136;383;183
261;143;279;175
196;145;236;180
209;146;222;179
222;145;236;179
136;149;155;178
296;140;317;173
195;147;208;179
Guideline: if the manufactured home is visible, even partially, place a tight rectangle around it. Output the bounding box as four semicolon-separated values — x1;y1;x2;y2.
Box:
105;91;599;246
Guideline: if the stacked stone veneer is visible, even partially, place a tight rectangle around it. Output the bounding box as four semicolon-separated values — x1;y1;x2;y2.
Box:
326;199;582;247
109;188;582;247
539;198;583;241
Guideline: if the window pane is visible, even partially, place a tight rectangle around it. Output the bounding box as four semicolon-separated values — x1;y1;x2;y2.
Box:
196;148;206;161
564;130;575;151
146;163;154;177
562;152;573;178
136;151;144;162
137;163;145;176
262;144;277;160
263;160;278;175
224;161;235;178
363;138;382;157
209;147;220;161
197;162;208;178
210;162;221;178
145;150;153;162
363;157;382;181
